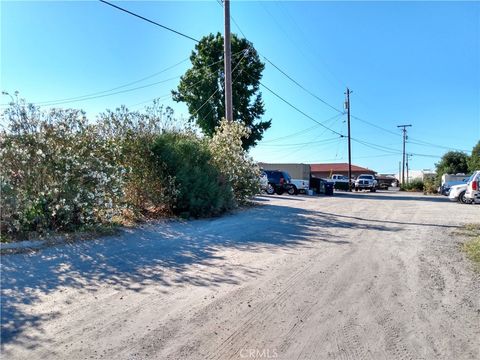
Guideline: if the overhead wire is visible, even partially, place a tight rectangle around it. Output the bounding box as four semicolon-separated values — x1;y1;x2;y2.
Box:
255;78;345;138
262;56;345;114
189;49;250;119
31;57;190;106
258;136;343;148
98;0;454;162
99;0;199;42
4;50;246;109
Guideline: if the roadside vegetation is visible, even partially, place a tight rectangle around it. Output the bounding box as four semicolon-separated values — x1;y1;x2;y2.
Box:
461;224;480;270
0;97;261;242
400;179;424;192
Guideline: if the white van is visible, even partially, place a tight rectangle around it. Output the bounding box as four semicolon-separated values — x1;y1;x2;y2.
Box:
465;170;480;203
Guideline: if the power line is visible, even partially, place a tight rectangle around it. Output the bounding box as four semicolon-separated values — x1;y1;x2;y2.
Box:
351;115;400;137
260;113;343;143
215;0;344;115
351;114;470;153
1;51;246;109
407;138;470;153
255;78;345;138
99;0;199;42
351;137;441;159
283;137;344;160
33;58;189;106
272;0;347;91
260;124;321;143
257;136;342;147
37;75;181;107
190;49;249;119
98;0;450;163
262;56;344;114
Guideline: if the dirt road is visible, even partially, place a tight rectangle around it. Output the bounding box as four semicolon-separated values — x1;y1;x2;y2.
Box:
1;192;479;359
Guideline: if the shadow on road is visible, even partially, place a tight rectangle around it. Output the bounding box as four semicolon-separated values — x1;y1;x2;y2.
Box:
0;203;396;350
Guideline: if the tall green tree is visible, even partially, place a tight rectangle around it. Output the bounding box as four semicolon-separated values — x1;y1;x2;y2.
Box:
172;33;271;150
435;151;469;179
467;140;480;172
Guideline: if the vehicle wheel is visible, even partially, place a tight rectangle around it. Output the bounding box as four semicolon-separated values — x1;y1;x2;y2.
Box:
275;188;285;195
355;187;358;191
287;186;298;195
458;190;472;204
266;184;275;195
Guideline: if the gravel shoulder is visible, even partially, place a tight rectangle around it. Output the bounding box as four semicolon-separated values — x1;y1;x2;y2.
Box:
1;191;479;359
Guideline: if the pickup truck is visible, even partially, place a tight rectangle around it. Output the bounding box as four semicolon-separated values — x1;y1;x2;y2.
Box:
329;174;351;191
330;174;349;183
290;179;310;194
354;174;377;192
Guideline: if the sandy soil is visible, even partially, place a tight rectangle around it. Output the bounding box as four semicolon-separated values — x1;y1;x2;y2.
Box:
1;191;479;360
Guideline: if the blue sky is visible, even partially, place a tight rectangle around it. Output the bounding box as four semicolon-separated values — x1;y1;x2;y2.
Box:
1;1;479;174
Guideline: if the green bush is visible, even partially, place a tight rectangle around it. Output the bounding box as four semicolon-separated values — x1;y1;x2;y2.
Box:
96;104;181;215
401;179;424;192
151;133;234;218
423;176;439;194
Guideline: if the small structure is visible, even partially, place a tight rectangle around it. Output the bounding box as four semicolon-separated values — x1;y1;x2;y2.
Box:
310;163;376;179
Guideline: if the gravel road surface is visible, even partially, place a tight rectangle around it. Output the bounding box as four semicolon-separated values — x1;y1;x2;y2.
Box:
1;191;479;360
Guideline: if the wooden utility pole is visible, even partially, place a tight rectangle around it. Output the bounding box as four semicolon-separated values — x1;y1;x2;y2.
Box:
406;154;413;185
224;0;233;121
397;124;412;185
346;88;352;191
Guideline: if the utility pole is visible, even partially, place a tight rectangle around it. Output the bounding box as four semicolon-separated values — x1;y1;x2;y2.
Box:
406;154;410;185
398;161;401;185
345;88;352;191
397;124;412;185
223;0;233;121
406;154;413;185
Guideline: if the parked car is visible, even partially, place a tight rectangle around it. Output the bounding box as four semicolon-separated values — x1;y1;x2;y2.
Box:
329;174;350;191
465;170;480;203
263;170;294;195
354;174;378;192
439;176;469;196
448;183;471;204
259;171;268;192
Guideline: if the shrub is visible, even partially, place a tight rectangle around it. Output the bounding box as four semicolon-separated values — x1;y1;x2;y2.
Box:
209;119;260;204
1;100;125;238
96;104;180;215
151;132;234;217
401;179;424;192
423;176;439;194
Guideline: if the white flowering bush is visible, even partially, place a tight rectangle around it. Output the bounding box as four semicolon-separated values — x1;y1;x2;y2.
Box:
0;100;125;238
0;98;263;239
96;104;180;215
209;119;261;204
